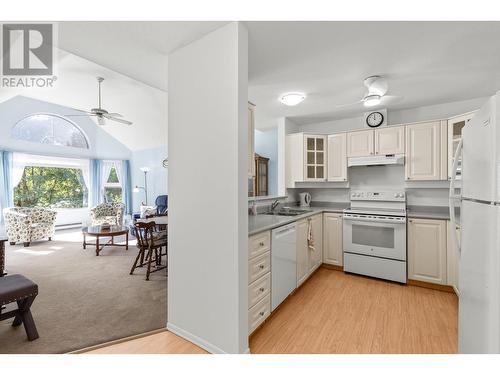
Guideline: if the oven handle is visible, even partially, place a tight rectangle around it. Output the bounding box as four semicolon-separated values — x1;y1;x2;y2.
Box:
343;215;406;224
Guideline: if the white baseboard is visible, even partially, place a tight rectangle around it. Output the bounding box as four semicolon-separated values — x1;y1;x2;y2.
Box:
166;322;249;354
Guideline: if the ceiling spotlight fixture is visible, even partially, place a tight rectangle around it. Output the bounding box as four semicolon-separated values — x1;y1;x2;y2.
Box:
279;92;306;106
363;94;381;108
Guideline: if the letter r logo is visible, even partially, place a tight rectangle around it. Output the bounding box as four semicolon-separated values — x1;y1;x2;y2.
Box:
2;24;53;76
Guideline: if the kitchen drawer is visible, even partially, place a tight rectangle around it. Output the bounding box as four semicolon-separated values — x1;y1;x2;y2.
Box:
248;272;271;308
248;252;271;284
249;231;271;259
248;293;271;334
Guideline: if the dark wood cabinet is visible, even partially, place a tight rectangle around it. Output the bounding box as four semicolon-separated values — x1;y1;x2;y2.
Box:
253;154;269;197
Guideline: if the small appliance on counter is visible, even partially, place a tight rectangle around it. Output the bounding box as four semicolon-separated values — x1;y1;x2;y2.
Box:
299;192;311;207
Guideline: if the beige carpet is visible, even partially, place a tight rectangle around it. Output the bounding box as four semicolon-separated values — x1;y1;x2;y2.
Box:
0;229;167;354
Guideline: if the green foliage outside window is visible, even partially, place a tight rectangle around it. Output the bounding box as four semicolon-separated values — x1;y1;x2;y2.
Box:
104;166;123;203
14;166;88;208
107;167;119;183
104;187;122;203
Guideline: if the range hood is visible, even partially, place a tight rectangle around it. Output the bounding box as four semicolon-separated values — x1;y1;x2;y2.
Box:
348;154;405;167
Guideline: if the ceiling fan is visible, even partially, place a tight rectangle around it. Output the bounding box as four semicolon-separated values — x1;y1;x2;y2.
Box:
67;77;132;126
336;75;403;109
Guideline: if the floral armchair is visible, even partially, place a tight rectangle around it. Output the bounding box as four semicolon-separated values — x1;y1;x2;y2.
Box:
3;207;57;247
90;202;125;226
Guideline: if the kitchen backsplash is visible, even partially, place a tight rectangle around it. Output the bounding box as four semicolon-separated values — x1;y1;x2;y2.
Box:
287;164;450;207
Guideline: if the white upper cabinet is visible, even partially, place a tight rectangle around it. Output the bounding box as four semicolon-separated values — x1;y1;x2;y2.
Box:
347;130;374;157
327;133;347;182
285;133;328;187
248;103;255;178
408;218;447;285
304;135;327;181
375;126;405;155
323;213;343;266
405;120;447;181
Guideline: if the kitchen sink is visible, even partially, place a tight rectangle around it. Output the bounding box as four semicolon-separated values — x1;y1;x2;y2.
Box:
264;208;311;216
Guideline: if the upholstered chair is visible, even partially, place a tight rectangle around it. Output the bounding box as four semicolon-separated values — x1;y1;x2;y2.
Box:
89;202;125;226
3;207;57;247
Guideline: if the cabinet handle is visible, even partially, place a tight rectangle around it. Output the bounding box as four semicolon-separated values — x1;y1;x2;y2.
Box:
259;242;265;246
259;311;265;317
259;264;265;270
259;287;265;292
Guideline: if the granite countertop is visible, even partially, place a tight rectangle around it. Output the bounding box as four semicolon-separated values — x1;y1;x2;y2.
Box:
249;202;457;235
249;202;349;236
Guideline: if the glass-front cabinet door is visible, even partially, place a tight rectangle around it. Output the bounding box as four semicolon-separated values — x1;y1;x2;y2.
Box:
448;111;476;180
304;135;327;181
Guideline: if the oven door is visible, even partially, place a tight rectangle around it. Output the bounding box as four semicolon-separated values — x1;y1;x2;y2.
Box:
343;214;406;260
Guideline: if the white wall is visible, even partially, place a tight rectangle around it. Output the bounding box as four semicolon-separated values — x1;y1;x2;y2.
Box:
167;22;249;354
0;96;131;160
130;146;168;211
0;47;167;152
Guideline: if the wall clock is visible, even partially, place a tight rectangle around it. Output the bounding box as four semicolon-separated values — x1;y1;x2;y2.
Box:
366;111;384;128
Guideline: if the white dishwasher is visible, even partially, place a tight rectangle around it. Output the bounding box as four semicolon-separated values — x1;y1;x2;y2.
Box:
271;222;297;311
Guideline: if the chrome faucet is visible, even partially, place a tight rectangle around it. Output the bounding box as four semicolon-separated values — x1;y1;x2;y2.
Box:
271;199;280;212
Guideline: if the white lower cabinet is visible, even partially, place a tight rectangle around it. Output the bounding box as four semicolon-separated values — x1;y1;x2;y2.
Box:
297;214;323;287
248;231;271;334
248;294;271;334
408;218;447;285
323;212;343;266
447;220;460;294
248;272;271;308
296;219;309;287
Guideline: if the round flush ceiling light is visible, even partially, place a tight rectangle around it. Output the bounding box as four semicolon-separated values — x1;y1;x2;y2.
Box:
279;92;306;106
363;94;381;107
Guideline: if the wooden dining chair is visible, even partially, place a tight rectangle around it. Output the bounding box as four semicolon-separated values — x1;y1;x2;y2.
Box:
130;222;167;280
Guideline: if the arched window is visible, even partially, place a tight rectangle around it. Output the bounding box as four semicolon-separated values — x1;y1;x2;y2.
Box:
11;113;89;149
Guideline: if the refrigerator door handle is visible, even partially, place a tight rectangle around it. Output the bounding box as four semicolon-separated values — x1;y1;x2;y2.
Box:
449;137;463;253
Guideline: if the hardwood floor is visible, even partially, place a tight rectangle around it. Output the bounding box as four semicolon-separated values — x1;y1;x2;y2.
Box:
85;331;207;354
84;268;458;354
250;267;458;354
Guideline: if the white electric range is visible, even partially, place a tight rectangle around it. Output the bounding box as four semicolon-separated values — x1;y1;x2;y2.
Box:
343;190;407;283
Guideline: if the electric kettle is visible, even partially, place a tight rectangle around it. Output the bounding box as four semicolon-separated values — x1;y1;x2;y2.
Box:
299;192;312;207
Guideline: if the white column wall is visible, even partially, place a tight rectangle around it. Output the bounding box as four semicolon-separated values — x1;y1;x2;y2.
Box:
167;22;249;354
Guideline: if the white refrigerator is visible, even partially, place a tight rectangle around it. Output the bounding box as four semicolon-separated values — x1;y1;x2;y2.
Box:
450;92;500;353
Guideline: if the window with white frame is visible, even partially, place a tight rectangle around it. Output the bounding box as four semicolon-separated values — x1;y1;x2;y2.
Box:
12;154;90;209
102;162;123;203
12;113;89;149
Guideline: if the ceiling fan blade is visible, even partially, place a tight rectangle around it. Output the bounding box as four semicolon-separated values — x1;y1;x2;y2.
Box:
379;95;404;105
106;112;123;117
104;115;132;125
65;113;96;117
335;100;364;109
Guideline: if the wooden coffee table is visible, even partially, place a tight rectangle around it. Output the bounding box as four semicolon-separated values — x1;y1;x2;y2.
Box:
82;226;129;256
